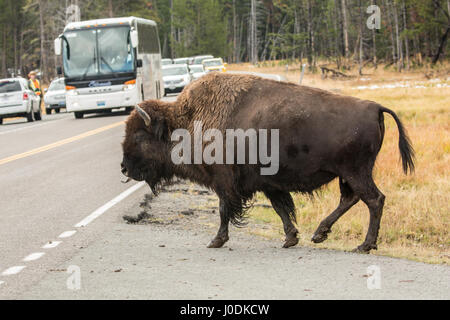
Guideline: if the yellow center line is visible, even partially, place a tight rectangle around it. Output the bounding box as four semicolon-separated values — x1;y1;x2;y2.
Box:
0;121;124;166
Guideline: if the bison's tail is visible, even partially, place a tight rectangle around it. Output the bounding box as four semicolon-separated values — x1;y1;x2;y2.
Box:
380;107;415;174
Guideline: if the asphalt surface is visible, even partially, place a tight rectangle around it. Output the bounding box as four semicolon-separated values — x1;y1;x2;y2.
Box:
0;94;449;300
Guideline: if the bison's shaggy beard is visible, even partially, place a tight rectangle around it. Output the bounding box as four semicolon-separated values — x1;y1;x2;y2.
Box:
142;163;176;196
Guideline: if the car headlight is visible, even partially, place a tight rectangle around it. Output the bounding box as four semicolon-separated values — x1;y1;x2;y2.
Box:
67;89;78;96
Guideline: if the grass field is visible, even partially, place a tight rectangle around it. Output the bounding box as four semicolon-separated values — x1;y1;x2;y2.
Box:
228;61;450;264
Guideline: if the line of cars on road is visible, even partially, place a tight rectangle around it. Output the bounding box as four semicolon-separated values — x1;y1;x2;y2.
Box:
161;55;227;96
0;78;42;124
0;77;68;124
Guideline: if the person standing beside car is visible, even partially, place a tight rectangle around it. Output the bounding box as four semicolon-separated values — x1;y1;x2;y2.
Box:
28;71;42;108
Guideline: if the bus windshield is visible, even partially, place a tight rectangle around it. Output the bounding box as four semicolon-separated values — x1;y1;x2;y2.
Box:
63;26;135;79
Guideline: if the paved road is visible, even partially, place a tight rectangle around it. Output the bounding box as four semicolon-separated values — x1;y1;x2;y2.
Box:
0;95;449;300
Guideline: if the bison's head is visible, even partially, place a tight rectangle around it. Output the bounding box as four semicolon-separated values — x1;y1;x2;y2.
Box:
121;102;173;194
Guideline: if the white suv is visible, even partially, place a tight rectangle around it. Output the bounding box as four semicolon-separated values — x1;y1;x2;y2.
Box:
0;78;42;124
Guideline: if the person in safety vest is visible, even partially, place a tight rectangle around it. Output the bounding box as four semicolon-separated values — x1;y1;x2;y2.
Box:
28;71;42;107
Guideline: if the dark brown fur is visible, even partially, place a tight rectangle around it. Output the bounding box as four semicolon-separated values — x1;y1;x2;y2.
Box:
121;73;414;252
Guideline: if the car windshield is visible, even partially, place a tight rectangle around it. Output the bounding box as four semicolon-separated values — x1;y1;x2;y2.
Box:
190;66;204;73
163;67;188;76
174;59;189;64
194;56;213;64
0;81;21;93
161;59;172;65
48;80;65;91
204;59;223;67
63;26;135;79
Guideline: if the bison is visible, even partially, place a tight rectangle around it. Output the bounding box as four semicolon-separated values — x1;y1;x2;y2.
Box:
121;73;414;253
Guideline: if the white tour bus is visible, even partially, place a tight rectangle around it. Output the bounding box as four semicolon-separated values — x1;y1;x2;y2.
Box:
54;17;164;119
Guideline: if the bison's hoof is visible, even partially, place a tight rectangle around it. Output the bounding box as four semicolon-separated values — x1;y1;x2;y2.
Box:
352;243;377;254
282;236;299;248
311;232;328;243
311;227;330;243
207;236;229;248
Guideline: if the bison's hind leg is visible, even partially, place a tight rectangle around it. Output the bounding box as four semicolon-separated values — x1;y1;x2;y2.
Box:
342;170;385;254
207;199;230;248
264;191;299;248
312;178;359;244
350;177;385;253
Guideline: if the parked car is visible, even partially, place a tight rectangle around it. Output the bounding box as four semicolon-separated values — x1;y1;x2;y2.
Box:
173;57;191;65
0;78;41;124
161;58;173;66
203;58;227;73
192;55;214;65
189;64;207;80
162;64;192;95
44;78;66;114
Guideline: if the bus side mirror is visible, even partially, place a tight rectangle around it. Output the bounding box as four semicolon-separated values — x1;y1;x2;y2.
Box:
54;38;62;56
130;30;139;48
56;66;62;75
136;59;143;68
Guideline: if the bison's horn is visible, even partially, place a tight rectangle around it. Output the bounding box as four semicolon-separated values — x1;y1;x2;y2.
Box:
121;177;132;184
135;105;151;127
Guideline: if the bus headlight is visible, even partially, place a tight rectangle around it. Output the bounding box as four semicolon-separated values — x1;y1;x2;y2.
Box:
67;89;78;96
66;85;78;95
123;84;136;91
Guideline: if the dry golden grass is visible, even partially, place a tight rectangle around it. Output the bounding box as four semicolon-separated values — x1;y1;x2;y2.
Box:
229;61;450;264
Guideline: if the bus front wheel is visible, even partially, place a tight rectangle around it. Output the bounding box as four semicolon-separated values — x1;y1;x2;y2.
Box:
74;112;84;119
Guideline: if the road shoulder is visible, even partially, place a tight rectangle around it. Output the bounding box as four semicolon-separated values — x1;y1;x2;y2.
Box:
20;183;450;300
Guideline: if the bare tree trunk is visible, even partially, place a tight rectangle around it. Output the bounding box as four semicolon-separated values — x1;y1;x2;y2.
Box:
39;0;47;82
170;0;174;59
402;0;410;70
293;5;299;60
341;0;349;59
233;0;237;63
306;0;315;69
385;0;397;65
238;17;244;62
250;0;258;64
108;0;114;18
358;0;364;75
372;0;377;69
393;1;403;71
14;27;18;75
334;0;342;69
1;28;7;77
19;29;24;75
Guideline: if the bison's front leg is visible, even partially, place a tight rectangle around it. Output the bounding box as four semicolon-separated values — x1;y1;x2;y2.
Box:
265;191;299;248
207;199;230;248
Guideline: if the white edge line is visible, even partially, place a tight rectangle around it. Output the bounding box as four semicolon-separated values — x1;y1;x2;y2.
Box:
23;252;45;262
58;230;77;238
75;181;146;228
2;266;26;276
